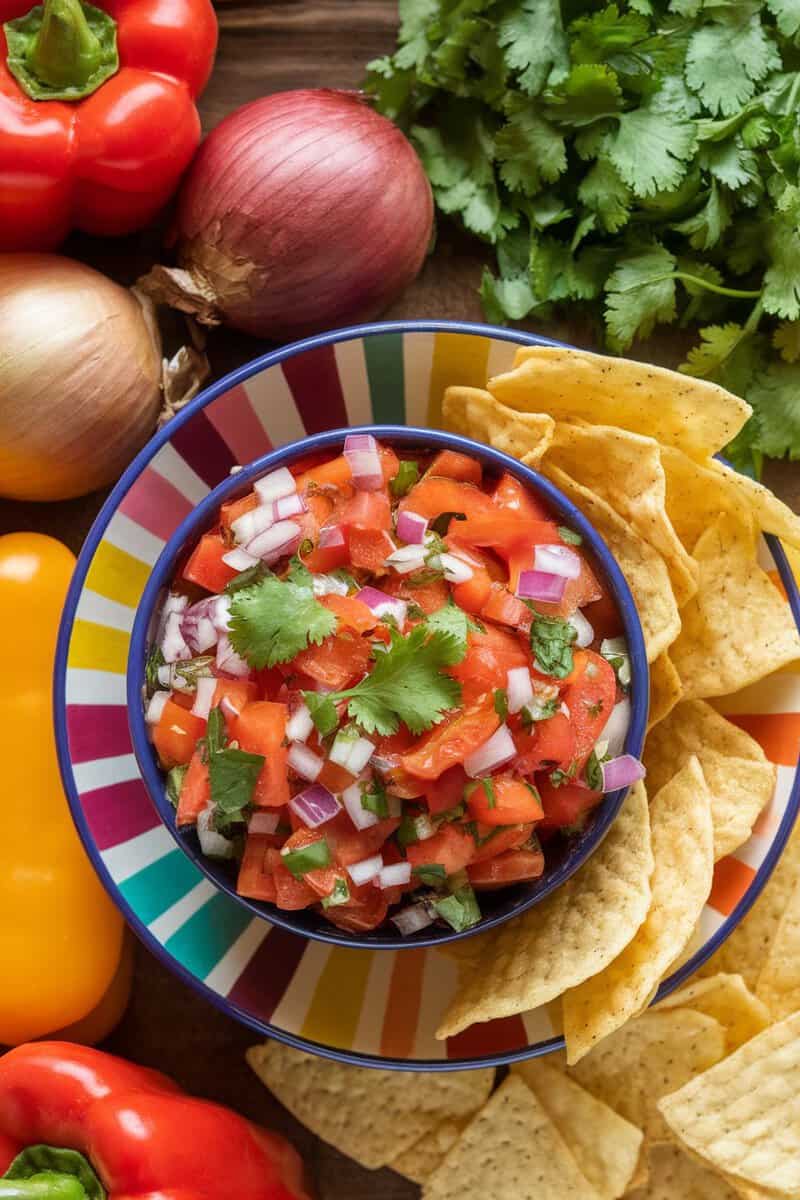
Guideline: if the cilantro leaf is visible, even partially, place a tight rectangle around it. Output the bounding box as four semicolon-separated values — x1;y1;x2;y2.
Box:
229;575;337;668
604;245;677;350
497;0;569;95
530;613;577;679
424;600;473;663
286;554;313;588
303;690;339;737
210;748;265;827
496;109;566;196
166;763;187;808
558;525;582;546
145;644;165;695
391;460;420;497
225;563;269;595
685;15;781;117
606;107;697;198
494;687;509;720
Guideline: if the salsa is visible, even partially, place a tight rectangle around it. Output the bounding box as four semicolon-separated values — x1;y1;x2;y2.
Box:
145;434;640;936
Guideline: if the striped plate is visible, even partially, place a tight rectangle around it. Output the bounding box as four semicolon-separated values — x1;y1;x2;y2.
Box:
54;321;800;1070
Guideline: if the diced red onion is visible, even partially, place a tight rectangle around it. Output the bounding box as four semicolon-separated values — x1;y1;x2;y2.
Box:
157;664;172;688
161;610;192;663
344;434;383;492
506;666;534;714
601;754;646;792
356;586;408;627
312;573;349;597
286;702;314;744
437;552;473;584
464;724;516;778
379;862;411;889
220;694;242;722
344;434;377;452
342;782;380;831
191;675;218;720
534;543;581;579
146;690;170;724
231;502;276;545
215;632;251;678
329;730;375;774
413;813;437;842
517;569;567;603
249;810;280;835
254;466;297;504
181;598;219;653
600;698;631;760
222;547;259;572
386;544;427;574
162;593;188;619
274;491;307;520
319;524;346;549
211;595;232;632
347;853;384;886
288;742;324;782
289;783;340;828
197;807;235;858
392;902;435;936
569;610;595;648
396;510;428;545
346;736;376;774
246;519;301;564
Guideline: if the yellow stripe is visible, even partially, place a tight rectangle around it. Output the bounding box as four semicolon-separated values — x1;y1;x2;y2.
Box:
299;947;373;1049
427;332;491;428
68;621;130;674
85;542;151;609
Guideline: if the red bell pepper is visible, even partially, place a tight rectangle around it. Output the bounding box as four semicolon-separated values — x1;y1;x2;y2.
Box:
0;0;217;250
0;1042;310;1200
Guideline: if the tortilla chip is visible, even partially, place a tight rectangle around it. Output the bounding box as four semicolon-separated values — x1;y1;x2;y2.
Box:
442;386;555;466
627;1144;742;1200
670;512;800;700
513;1058;643;1199
656;974;770;1053
543;423;698;606
658;1009;800;1195
491;346;750;459
756;873;800;1022
699;821;800;988
643;700;776;860
245;1043;494;1170
422;1075;598;1200
562;758;714;1064
390;1119;468;1184
541;464;681;662
568;1008;726;1142
436;783;653;1040
648;652;682;728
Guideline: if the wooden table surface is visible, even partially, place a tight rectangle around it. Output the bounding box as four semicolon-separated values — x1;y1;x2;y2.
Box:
1;3;798;1197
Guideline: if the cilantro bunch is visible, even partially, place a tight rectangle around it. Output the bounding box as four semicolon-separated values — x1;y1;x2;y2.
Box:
367;0;800;472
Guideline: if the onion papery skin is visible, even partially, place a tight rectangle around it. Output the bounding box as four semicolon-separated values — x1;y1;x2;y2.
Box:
154;89;434;338
0;254;162;501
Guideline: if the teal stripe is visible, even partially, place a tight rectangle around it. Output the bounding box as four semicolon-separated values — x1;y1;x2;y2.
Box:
119;850;203;925
364;333;405;424
164;892;252;977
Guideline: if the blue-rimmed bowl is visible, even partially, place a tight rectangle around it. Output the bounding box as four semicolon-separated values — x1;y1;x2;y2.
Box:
127;423;648;949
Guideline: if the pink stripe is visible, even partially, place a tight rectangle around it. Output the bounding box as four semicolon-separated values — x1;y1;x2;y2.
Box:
82;778;160;850
206;384;273;465
119;467;194;541
67;705;131;763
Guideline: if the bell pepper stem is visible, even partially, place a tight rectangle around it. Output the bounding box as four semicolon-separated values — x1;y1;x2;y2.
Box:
0;1178;88;1199
28;0;103;88
0;1147;104;1200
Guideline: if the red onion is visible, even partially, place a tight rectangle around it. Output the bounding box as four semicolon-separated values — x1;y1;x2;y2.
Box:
319;524;346;549
600;698;631;759
342;782;379;831
329;729;375;774
249;810;280;835
286;702;314;743
246;520;301;563
347;854;384;886
215;632;251;678
464;724;516;778
344;434;383;491
289;784;340;828
274;492;307;520
601;754;646;791
181;598;219;653
146;690;170;725
392;902;435;936
569;610;595;648
211;595;232;632
517;569;567;603
254;467;296;505
396;510;428;544
141;90;433;339
288;742;324;782
433;552;474;584
506;666;534;714
232;503;275;545
220;694;243;722
161;611;192;664
312;573;349;597
356;586;407;627
386;543;426;574
222;547;258;572
191;675;218;720
379;862;411;889
535;544;581;579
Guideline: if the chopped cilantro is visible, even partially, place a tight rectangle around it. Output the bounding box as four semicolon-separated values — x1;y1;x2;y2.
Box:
390;460;420;497
434;884;481;932
585;697;605;719
201;706;264;829
165;763;188;807
330;568;358;593
424;599;474;664
281;838;331;878
303;690;339;737
413;863;448;887
145;644;165;695
228;574;337;668
479;777;497;809
558;526;583;546
322;876;350;908
530;613;577;679
494;688;509;720
521;695;560;726
286;554;313;588
170;655;214;692
549;760;578;788
585;748;606;791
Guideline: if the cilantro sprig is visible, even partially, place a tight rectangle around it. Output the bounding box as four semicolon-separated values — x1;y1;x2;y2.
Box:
529;612;577;679
228;573;337;668
203;708;265;831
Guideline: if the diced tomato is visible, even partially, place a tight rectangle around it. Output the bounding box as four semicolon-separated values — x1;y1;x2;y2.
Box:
537;778;603;833
317;759;356;794
267;848;317;909
280;827;347;899
295;445;398;492
220;491;258;533
405;823;475;876
562;650;617;763
513;712;576;775
383;573;449;615
294;632;371;690
428;450;482;485
176;750;210;825
423;764;468;815
231;701;290;808
324;887;389;933
481;584;532;631
536;560;604;619
302;540;350;574
504;527;563;591
450;624;527;706
212;679;258;718
237;834;277;903
306;490;336;525
451;564;492;614
341;490;392;531
320;593;378;634
348;527;395;572
152;698;206;768
378;444;400;483
326;812;401;867
492;472;550;521
401;694;499;781
399;476;491;525
466;775;544;826
582;587;623;640
182;532;238;593
470;823;533;863
468;848;545;890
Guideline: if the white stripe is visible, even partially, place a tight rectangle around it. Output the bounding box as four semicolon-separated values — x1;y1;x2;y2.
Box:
204;918;271;994
487;336;523;380
101;825;173;883
698;903;726;942
730;832;772;872
76;589;136;633
412;949;455;1059
403;331;435;428
335;338;372;428
66;668;127;705
270;941;330;1034
149;879;217;942
72;752;139;794
151;442;208;505
714;674;800;716
351;952;393;1055
244;366;306;449
104;512;165;566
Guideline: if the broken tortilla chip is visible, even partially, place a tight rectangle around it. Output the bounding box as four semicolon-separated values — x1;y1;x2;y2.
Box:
656;973;770;1053
390;1119;468;1184
755;872;800;1022
442;386;554;466
648;652;682;728
627;1143;742;1200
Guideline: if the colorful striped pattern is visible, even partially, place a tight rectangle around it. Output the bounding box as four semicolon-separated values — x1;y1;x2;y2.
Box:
59;328;800;1066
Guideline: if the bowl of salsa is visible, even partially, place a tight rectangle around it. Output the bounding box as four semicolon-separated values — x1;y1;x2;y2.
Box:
128;426;648;947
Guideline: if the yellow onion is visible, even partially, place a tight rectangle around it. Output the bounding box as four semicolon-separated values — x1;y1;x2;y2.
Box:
0;254;162;501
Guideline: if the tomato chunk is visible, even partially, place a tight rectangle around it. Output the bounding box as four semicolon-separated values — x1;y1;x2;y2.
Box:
466;775;543;826
468;848;545;890
183;532;238;593
470;823;532;863
267;848;317;909
513;712;576;775
423;764;468;815
428;450;482;485
450;624;527;706
481;584;532;631
562;650;617;763
231;701;290;808
324;887;389;933
212;679;258;719
176;750;210;825
320;593;378;634
383;573;449;615
405;823;475;876
537;778;603;833
237;834;278;903
493;472;550;521
401;694;499;781
152;698;206;768
220;492;258;532
348;528;395;572
341;490;392;531
294;631;371;690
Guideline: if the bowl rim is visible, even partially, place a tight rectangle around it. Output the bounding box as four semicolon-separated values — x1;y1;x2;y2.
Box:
127;420;649;949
